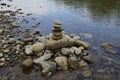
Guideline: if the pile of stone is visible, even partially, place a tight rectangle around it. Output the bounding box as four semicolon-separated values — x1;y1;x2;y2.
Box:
22;20;92;77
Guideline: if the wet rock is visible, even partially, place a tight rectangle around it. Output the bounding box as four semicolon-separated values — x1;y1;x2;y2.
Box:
25;45;33;55
0;58;5;62
79;60;88;68
3;49;10;54
37;52;43;57
34;53;52;63
55;56;68;70
22;38;33;42
61;48;74;56
70;34;76;38
22;58;33;69
0;62;5;67
75;40;90;49
1;76;9;80
72;35;80;40
79;60;91;77
101;43;110;48
45;35;74;50
30;42;45;53
12;22;20;27
38;36;46;43
0;29;3;34
42;61;56;73
105;49;116;54
32;29;40;35
8;38;16;43
83;54;92;63
82;67;92;77
54;20;62;25
70;47;83;55
0;53;3;58
68;56;78;69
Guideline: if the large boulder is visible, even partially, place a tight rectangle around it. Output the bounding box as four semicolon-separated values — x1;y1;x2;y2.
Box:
55;56;68;70
30;42;45;53
45;35;74;50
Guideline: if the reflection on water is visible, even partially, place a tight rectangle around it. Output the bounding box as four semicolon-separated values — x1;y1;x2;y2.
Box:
1;0;120;44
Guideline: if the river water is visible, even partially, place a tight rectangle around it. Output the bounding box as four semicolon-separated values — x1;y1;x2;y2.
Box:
0;0;120;80
2;0;120;46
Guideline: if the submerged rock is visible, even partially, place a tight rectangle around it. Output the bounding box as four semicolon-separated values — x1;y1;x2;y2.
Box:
68;56;78;69
75;40;90;49
55;56;68;70
105;49;116;54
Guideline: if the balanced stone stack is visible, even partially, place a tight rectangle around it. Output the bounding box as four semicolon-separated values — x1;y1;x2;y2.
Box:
23;20;92;77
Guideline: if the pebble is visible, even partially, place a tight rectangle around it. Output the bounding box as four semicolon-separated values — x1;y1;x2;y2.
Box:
22;58;33;69
3;49;10;54
25;47;33;55
23;38;33;42
0;62;5;67
0;29;3;34
0;53;3;57
0;58;5;62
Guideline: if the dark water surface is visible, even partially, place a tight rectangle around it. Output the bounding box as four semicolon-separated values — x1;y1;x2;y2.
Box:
1;0;120;80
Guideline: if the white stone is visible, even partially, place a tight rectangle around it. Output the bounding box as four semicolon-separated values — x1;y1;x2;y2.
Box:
25;48;33;55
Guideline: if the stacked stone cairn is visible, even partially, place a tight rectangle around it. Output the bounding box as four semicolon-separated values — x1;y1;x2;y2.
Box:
22;20;92;77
